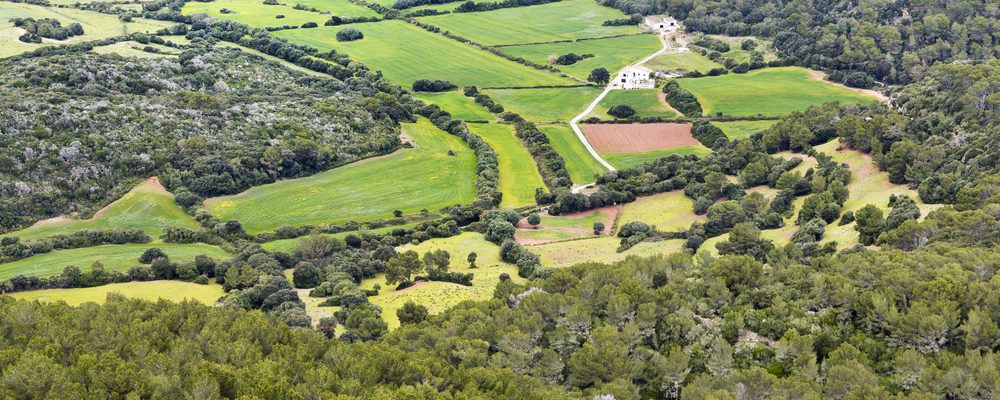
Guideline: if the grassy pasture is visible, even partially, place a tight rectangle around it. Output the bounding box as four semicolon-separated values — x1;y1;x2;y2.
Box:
714;119;777;140
589;89;680;119
675;67;877;117
0;243;231;281
205;119;477;233
499;34;662;80
704;35;778;63
618;191;704;233
92;41;180;58
274;21;574;87
412;91;494;121
516;207;615;243
538;124;608;183
0;3;174;58
289;0;380;17
416;0;639;46
183;0;327;28
604;146;711;169
2;179;200;242
8;280;225;306
645;51;722;73
528;237;685;268
468;124;546;208
360;233;521;328
484;86;601;122
261;222;423;253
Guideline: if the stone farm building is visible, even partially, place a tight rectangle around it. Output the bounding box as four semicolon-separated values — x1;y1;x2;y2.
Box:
644;16;678;32
615;65;654;89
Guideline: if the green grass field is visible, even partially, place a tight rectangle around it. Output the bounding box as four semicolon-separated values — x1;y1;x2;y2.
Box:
484;86;601;122
675;67;877;117
360;232;521;328
528;236;685;268
644;51;722;73
2;179;200;242
8;280;225;306
417;0;640;46
261;222;422;253
713;120;777;140
0;243;231;281
183;0;327;28
468;124;546;208
538;124;607;183
604;146;712;169
589;89;680;119
617;191;704;233
274;21;575;87
0;3;175;58
412;91;494;121
499;34;662;80
704;35;778;63
288;0;380;17
516;208;615;242
92;41;180;58
205;119;477;233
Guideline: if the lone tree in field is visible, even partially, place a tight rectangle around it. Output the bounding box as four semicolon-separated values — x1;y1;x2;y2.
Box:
422;249;451;276
588;68;610;84
608;104;636;118
527;213;541;229
336;27;364;42
593;222;605;235
467;252;477;268
386;250;422;287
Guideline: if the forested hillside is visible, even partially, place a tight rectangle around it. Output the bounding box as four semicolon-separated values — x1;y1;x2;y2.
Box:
0;47;399;232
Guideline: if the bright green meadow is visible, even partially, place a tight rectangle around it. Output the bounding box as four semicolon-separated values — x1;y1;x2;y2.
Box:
499;34;662;80
469;124;546;208
644;51;722;73
714;119;777;140
589;89;679;119
8;280;225;306
484;86;601;122
412;91;494;121
0;243;231;281
288;0;380;17
604;146;711;170
537;124;607;183
618;191;704;232
183;0;327;28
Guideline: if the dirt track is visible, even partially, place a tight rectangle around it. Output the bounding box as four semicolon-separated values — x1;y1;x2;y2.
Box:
581;123;698;153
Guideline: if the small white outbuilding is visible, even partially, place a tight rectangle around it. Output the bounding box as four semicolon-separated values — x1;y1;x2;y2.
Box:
643;15;678;32
614;65;654;89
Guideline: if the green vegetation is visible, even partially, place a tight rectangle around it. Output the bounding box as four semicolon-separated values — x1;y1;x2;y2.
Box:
713;119;777;140
0;2;173;58
274;21;575;87
499;34;662;79
206;119;477;233
91;41;180;58
417;0;640;45
644;51;722;73
538;124;607;183
468;124;546;208
604;146;712;169
618;191;705;232
412;91;494;121
182;0;328;28
9;280;225;305
0;243;230;281
289;0;380;17
517;208;614;242
588;89;679;119
261;223;422;253
527;236;685;268
484;86;601;121
675;67;876;117
2;179;199;242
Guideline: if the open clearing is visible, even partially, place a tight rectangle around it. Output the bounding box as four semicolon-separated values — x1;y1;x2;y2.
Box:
412;91;494;121
183;0;328;28
261;222;423;253
469;124;546;208
618;191;705;233
0;3;174;58
516;206;618;244
484;86;601;122
714;119;777;140
274;21;575;87
702;35;778;63
588;89;680;119
416;0;640;46
604;146;712;169
582;123;699;153
499;34;662;80
0;243;230;281
2;178;200;242
288;0;380;17
359;233;522;328
528;236;685;268
8;280;225;306
675;67;877;117
92;41;180;58
206;119;477;233
645;51;722;73
538;124;608;183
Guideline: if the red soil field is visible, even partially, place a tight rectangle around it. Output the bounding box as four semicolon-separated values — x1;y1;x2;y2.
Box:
581;123;699;153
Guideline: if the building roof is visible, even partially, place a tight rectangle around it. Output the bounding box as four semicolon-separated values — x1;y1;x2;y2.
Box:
644;15;677;25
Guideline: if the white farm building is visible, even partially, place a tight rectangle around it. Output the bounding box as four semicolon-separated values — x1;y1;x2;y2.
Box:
643;15;678;32
614;65;654;89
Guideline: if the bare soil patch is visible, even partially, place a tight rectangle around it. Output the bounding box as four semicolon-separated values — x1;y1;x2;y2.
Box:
581;123;698;153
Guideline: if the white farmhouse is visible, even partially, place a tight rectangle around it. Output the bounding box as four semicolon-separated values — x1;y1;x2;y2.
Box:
643;15;678;32
614;65;654;89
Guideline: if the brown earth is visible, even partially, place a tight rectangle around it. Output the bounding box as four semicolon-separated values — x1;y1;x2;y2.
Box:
581;123;699;154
